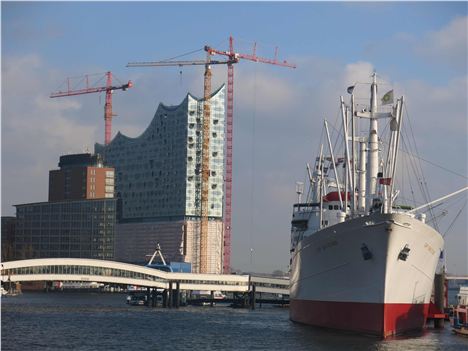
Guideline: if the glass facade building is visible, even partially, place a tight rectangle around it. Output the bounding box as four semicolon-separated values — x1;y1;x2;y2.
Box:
14;199;116;260
94;86;226;273
95;85;225;221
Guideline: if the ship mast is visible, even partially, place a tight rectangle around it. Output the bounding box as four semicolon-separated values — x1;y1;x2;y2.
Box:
324;120;344;209
354;73;395;214
366;72;379;211
340;96;352;214
350;94;357;214
358;141;367;213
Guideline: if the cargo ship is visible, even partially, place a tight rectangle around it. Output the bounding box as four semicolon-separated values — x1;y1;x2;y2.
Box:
289;73;464;338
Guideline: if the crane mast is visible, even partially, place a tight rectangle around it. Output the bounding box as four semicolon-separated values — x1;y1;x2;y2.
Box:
200;54;212;273
205;36;295;273
127;57;231;273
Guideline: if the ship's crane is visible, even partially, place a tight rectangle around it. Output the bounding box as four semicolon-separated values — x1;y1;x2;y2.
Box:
127;36;295;273
50;71;133;145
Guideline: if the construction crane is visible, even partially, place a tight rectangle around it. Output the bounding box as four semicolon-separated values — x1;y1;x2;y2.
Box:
127;37;295;273
50;71;133;145
205;36;296;274
128;55;233;274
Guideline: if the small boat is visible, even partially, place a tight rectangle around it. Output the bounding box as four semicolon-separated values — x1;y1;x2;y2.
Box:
127;292;148;306
1;286;19;296
452;286;468;336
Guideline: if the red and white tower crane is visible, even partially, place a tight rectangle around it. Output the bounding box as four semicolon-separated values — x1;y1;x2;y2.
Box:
127;36;295;273
205;36;296;273
50;71;133;145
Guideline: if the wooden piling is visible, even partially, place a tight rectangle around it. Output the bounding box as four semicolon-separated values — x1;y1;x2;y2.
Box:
434;272;445;328
250;284;256;310
168;282;173;308
151;289;157;307
175;282;180;308
162;289;168;308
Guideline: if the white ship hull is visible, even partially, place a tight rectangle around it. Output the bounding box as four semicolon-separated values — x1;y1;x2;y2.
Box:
290;212;444;337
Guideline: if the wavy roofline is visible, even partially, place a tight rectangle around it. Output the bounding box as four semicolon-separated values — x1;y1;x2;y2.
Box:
95;84;225;149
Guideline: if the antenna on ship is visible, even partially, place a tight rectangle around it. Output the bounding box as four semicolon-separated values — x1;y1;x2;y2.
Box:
295;182;304;203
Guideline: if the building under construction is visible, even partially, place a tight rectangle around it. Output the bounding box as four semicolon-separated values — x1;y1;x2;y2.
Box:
95;86;225;274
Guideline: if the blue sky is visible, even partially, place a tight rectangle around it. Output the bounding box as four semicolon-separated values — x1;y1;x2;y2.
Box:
3;2;465;80
2;1;467;274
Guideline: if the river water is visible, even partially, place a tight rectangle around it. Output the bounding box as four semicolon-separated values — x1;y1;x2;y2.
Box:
2;292;468;350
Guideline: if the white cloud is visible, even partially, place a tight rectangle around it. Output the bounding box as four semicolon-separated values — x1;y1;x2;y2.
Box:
342;61;375;87
415;16;467;71
234;69;297;116
399;75;468;142
2;54;99;212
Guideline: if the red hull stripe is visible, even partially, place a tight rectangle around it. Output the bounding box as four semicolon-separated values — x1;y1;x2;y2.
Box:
290;299;429;338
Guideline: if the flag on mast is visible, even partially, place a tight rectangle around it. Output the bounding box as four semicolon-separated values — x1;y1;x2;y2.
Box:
381;90;394;105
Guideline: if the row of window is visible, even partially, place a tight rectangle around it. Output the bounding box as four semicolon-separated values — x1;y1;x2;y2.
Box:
2;266;249;288
3;265;162;282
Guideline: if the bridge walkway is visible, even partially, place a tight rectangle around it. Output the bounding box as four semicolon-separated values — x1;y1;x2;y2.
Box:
1;258;289;295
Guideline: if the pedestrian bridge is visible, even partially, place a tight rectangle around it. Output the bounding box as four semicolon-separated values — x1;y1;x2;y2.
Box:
0;258;289;295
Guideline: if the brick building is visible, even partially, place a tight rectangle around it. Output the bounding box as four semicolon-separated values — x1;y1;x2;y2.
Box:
49;153;114;201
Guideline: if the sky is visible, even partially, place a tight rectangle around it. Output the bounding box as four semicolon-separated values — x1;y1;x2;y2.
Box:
2;1;467;274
